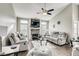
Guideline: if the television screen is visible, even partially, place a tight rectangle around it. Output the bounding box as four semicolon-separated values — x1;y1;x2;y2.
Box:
31;19;40;28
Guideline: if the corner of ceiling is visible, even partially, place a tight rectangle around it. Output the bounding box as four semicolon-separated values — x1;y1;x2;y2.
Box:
49;3;71;21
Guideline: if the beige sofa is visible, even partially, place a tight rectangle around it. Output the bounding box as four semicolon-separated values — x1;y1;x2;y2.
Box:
47;32;68;45
2;33;28;55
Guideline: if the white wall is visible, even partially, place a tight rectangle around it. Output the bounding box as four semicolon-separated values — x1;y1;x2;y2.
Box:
0;3;16;35
0;4;17;47
0;26;8;36
49;4;72;38
72;4;79;38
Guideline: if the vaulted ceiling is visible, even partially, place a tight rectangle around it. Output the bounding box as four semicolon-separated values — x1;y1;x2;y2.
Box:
0;3;70;27
13;3;69;20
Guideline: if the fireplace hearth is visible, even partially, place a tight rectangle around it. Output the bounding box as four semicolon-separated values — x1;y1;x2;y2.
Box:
32;34;39;40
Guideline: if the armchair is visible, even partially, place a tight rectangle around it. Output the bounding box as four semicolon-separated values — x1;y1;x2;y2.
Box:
72;37;79;56
0;36;2;52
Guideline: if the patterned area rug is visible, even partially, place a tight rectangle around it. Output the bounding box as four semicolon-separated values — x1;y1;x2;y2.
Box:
17;40;72;56
31;40;72;56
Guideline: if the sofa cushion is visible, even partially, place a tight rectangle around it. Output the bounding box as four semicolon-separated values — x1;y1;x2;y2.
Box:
4;35;15;46
17;33;26;40
51;32;59;38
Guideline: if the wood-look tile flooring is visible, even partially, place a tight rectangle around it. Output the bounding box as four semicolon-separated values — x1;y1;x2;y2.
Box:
18;40;72;56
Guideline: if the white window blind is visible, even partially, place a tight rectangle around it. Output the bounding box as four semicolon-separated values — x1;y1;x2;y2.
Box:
41;21;48;35
20;19;29;36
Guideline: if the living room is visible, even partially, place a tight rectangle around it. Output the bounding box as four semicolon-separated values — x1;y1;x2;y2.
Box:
0;3;79;56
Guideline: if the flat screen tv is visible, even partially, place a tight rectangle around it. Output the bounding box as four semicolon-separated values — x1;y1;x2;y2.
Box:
31;19;40;28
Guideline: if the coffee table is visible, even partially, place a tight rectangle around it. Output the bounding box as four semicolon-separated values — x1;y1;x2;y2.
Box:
27;46;52;56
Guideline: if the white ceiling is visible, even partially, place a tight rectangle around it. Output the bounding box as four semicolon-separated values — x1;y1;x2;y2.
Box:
13;3;69;20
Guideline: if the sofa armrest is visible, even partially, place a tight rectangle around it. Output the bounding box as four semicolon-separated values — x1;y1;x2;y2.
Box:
15;40;27;44
2;44;20;55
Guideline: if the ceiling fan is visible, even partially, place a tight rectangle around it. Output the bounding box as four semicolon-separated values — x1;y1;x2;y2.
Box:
37;3;54;15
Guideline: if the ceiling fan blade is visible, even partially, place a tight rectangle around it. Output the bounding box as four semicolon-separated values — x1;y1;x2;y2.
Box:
41;8;44;10
47;13;52;15
47;9;54;12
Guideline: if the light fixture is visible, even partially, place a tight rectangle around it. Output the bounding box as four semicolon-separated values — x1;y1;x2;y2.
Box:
36;3;54;15
43;12;47;15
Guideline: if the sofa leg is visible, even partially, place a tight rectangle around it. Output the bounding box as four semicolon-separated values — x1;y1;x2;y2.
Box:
14;52;18;56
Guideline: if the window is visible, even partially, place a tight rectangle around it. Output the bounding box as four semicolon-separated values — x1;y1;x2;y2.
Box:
41;21;49;35
20;20;28;36
73;20;78;38
17;17;29;37
78;21;79;36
